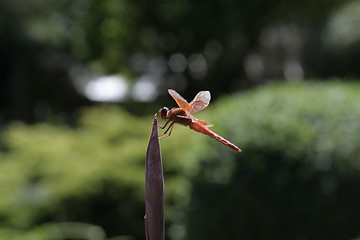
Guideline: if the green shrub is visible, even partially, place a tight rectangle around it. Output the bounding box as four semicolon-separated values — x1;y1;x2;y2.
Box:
2;82;360;240
0;106;198;239
186;81;360;240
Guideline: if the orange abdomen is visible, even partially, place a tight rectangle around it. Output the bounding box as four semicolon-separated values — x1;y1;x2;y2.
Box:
189;122;242;152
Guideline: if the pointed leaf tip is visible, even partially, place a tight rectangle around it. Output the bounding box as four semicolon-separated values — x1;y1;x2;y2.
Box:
145;114;164;240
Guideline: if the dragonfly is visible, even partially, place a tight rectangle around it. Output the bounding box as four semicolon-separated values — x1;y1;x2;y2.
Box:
157;89;242;152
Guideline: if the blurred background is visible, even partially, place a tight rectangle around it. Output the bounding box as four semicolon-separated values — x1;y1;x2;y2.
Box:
1;0;360;239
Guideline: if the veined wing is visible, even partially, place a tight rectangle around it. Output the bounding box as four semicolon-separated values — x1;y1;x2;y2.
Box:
177;115;213;127
189;91;211;113
193;118;213;127
168;89;191;112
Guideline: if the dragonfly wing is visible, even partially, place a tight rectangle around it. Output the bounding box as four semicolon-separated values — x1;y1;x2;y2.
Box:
177;115;214;127
168;89;191;112
189;91;211;113
193;118;214;127
176;115;193;119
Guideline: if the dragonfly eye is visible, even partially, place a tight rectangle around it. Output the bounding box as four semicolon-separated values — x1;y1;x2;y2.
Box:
158;107;169;118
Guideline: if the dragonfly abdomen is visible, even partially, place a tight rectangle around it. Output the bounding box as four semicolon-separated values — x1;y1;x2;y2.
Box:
189;122;242;152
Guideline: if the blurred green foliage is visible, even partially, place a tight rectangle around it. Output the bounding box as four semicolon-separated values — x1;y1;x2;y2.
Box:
305;1;360;78
1;82;360;240
3;0;359;124
187;81;360;240
0;106;199;239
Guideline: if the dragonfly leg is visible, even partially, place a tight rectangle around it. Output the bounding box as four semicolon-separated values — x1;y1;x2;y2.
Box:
159;122;175;139
158;119;171;129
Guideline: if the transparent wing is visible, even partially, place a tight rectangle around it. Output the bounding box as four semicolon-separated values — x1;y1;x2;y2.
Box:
177;115;214;127
193;118;213;127
168;89;191;112
189;91;211;113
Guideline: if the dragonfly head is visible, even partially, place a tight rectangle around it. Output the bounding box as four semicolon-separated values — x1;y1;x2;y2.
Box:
158;107;170;119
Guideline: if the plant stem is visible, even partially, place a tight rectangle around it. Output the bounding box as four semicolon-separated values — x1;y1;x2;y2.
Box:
145;114;164;240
